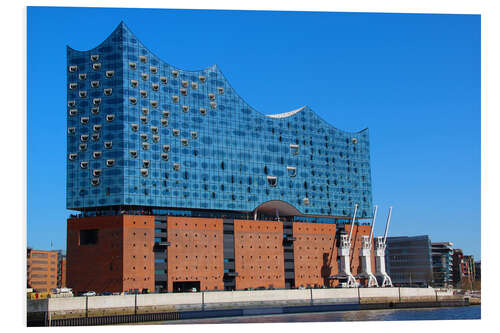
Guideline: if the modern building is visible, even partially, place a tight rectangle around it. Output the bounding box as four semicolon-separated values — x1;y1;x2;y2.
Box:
431;242;453;287
463;255;476;281
451;248;465;287
451;250;480;289
474;261;481;281
66;22;375;293
385;235;433;287
27;249;59;292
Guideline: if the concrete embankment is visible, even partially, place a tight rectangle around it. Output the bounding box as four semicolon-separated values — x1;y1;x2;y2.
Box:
27;287;467;326
467;297;481;305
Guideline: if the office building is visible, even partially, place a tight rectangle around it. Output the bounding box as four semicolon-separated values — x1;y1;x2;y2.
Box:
27;249;59;292
451;248;465;287
431;242;453;287
474;261;481;281
66;22;374;293
385;235;433;287
463;255;476;281
451;250;480;289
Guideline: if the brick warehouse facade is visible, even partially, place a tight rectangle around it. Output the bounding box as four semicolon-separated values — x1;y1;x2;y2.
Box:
233;220;285;290
292;222;337;288
67;215;154;293
65;22;377;293
67;214;374;293
166;217;224;292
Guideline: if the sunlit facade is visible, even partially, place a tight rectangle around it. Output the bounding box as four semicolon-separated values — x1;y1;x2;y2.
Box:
66;22;373;219
66;22;375;293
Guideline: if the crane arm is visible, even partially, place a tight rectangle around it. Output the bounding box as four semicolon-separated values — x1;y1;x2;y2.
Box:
383;206;393;244
369;205;378;245
348;204;358;244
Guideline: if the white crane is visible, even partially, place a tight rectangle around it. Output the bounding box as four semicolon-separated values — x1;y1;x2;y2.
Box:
356;205;379;287
374;206;393;288
331;204;358;288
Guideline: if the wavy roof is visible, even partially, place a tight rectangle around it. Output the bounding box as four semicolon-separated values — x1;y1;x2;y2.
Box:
68;22;368;135
267;106;306;119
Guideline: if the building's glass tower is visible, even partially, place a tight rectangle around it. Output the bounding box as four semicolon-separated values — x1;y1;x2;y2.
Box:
67;22;373;219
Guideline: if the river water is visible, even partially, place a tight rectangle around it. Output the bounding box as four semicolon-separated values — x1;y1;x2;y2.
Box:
162;306;480;325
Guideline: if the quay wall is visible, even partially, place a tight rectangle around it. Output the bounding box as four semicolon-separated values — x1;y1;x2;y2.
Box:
28;287;463;320
359;287;399;304
311;288;358;304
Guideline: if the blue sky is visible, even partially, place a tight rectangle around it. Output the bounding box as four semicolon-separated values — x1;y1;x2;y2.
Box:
27;7;481;258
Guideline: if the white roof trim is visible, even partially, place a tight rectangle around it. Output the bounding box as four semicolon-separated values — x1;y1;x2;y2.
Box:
266;106;306;119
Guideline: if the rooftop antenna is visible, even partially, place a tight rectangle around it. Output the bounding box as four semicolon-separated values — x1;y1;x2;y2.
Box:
375;206;393;287
356;205;379;287
329;204;358;288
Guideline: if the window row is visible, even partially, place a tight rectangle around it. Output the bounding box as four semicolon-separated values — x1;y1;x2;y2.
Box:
73;88;113;98
76;159;115;169
68;124;103;135
128;61;208;85
68;69;115;78
72;141;113;151
68;98;102;107
128;95;217;110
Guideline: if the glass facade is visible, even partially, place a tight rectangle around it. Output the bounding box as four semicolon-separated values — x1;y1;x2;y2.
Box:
67;22;373;218
431;242;453;287
386;235;434;287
